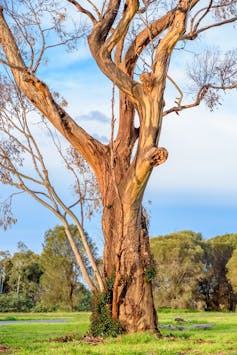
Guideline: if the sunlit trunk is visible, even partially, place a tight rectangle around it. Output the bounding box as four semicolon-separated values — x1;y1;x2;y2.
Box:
101;174;159;333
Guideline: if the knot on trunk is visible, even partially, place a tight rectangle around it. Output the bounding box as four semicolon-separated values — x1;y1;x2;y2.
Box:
140;72;156;94
145;147;168;167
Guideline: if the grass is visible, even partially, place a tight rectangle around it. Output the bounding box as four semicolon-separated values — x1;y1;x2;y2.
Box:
0;311;237;354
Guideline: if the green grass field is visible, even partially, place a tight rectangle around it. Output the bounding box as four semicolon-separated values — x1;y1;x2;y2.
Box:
0;311;237;354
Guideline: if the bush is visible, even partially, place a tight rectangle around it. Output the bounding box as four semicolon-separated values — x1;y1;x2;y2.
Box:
33;302;59;312
75;290;92;312
89;292;123;337
0;294;33;312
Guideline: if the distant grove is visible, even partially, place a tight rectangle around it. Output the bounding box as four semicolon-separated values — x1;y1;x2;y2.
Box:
0;228;236;313
151;231;237;312
0;225;93;312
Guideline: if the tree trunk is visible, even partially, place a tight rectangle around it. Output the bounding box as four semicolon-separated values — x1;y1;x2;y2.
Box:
69;283;74;312
95;87;167;334
102;186;159;333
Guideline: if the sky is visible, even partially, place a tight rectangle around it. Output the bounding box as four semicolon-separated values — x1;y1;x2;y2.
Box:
1;4;237;255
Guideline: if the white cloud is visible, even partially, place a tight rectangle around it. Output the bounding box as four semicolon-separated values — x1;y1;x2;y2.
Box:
44;45;92;70
78;111;109;123
44;62;113;118
148;98;237;196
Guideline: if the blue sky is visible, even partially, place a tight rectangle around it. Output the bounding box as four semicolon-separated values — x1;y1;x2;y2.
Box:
1;9;237;255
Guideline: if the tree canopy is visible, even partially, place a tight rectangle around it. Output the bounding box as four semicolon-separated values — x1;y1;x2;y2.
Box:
40;225;94;311
151;231;206;310
227;249;237;294
151;231;237;311
0;225;94;312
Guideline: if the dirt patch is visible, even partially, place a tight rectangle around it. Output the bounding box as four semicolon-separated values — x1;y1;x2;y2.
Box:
81;336;104;345
50;334;78;343
159;323;215;331
50;334;104;346
0;345;11;353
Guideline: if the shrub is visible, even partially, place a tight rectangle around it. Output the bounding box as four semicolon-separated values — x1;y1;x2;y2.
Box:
0;294;33;312
75;290;92;312
33;302;59;312
89;292;123;337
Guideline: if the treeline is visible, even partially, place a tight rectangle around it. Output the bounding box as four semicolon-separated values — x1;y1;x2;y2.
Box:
0;225;94;312
1;228;237;313
151;231;237;311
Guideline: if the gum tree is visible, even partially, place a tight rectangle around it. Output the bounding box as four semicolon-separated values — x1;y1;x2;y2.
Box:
0;0;237;333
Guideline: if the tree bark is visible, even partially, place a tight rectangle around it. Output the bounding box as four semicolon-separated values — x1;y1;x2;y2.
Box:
100;168;159;333
103;207;158;332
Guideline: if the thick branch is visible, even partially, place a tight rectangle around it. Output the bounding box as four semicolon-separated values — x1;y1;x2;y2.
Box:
116;92;138;162
104;0;139;54
94;0;120;42
123;10;175;75
0;9;107;175
88;0;141;102
153;0;193;74
123;0;200;75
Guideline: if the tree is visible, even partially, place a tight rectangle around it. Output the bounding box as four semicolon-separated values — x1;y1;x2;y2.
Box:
151;231;206;310
0;250;11;294
7;242;42;302
0;243;43;311
0;0;237;333
204;234;237;311
39;225;94;311
227;249;237;296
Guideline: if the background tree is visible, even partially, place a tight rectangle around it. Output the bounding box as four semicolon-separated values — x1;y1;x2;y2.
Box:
227;249;237;296
0;243;42;311
0;250;11;294
7;242;42;302
151;231;206;310
204;234;237;311
39;225;95;311
0;0;237;333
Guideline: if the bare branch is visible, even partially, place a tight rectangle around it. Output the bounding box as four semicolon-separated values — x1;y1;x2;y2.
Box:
0;76;103;291
190;0;214;34
163;79;237;117
167;74;184;107
163;85;209;116
66;0;97;24
184;15;237;40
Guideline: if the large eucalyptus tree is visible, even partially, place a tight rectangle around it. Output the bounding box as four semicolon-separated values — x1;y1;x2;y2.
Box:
0;0;237;333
